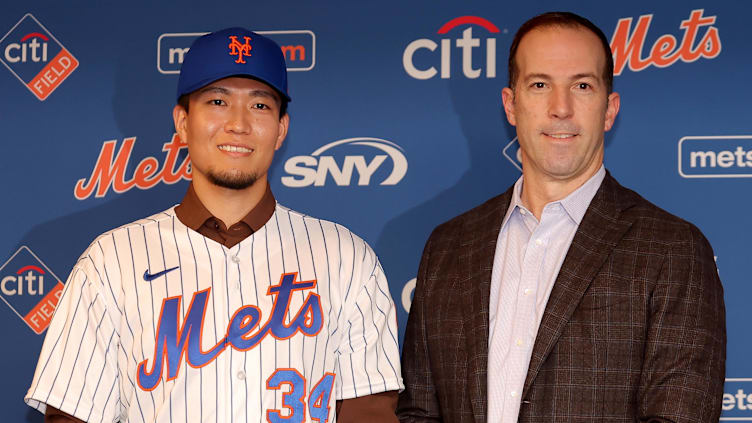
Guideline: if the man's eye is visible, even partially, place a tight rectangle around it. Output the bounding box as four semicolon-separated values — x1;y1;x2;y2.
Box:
252;103;270;110
532;82;545;89
209;99;225;106
577;83;591;90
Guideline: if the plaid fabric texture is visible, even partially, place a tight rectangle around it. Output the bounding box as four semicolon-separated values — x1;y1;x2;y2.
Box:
397;173;726;423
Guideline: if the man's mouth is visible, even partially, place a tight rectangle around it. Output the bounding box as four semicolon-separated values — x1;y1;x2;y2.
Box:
218;145;253;153
543;133;577;139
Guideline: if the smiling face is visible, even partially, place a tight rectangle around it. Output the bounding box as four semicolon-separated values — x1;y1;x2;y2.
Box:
173;77;289;191
502;25;619;189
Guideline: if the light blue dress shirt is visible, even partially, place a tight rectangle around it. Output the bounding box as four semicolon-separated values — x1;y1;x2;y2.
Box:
487;166;605;422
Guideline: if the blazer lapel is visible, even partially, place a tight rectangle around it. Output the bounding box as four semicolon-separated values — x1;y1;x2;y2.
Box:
459;189;512;423
521;174;635;399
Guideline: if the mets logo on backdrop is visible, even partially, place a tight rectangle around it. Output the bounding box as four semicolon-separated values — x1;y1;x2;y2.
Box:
0;246;64;334
0;14;79;100
610;9;720;75
157;30;315;74
678;136;752;178
722;379;752;420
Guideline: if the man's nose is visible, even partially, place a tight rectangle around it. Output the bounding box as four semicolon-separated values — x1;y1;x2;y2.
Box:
548;88;574;120
225;105;251;134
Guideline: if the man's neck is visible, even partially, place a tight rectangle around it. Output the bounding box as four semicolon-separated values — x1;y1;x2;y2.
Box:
192;176;267;227
520;165;602;220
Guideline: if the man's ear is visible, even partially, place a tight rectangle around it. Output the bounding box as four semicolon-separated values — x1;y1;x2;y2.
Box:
604;92;620;132
173;104;188;142
501;87;517;126
275;113;289;150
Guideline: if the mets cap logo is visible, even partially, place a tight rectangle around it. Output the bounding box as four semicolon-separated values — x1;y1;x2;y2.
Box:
228;35;252;63
0;246;64;334
0;13;79;100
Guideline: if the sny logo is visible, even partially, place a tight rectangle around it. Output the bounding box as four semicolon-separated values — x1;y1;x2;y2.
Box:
282;137;408;187
228;35;252;63
678;136;752;178
403;16;502;80
0;246;64;334
158;30;315;74
0;13;79;100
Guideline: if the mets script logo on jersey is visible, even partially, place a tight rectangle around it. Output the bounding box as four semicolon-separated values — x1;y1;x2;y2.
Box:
137;272;323;391
678;136;752;178
721;379;752;420
0;14;79;100
228;35;252;63
610;9;720;75
282;137;408;187
74;134;191;200
157;30;316;74
403;16;504;80
0;246;64;334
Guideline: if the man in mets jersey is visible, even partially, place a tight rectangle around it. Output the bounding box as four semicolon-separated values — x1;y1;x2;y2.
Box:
25;27;403;422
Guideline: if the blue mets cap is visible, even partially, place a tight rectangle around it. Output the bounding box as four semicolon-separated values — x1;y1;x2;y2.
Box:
176;27;291;102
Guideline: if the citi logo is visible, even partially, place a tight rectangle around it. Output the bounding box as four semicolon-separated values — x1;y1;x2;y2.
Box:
403;16;501;80
0;14;79;100
281;137;408;187
678;136;752;178
4;32;48;63
0;246;64;334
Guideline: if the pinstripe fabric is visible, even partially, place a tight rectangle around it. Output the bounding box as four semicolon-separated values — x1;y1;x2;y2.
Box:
397;172;726;423
26;204;403;422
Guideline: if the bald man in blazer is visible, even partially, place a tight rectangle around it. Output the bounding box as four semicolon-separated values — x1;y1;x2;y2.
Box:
397;12;725;423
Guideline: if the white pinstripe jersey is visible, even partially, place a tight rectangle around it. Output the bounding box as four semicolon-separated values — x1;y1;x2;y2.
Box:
25;203;403;422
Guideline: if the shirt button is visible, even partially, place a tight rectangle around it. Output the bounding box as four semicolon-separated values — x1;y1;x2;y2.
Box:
523;288;532;296
237;371;246;380
515;338;523;346
231;255;240;263
234;282;241;291
535;238;543;246
519;208;527;215
510;390;518;397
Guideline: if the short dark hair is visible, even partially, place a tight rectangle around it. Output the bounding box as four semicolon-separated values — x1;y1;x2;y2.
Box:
508;11;614;94
176;88;288;118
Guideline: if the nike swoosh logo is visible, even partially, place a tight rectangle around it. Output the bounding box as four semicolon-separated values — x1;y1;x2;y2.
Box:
143;266;179;281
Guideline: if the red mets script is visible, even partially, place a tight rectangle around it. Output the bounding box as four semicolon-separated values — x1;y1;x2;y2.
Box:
611;9;721;75
228;35;252;63
74;134;191;200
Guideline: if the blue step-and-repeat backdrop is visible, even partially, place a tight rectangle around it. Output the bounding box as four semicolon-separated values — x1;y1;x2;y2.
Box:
1;1;748;421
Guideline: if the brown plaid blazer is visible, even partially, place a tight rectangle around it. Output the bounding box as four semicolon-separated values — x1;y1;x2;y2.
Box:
397;173;726;422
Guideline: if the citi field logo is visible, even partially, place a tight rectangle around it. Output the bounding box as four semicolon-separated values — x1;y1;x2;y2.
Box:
0;14;79;100
403;16;502;80
74;134;191;200
502;137;523;172
722;379;752;420
281;137;408;187
158;30;316;74
678;136;752;178
0;246;64;334
610;9;721;75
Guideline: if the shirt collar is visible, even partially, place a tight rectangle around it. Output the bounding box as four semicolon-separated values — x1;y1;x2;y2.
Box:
174;182;276;232
501;165;606;228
